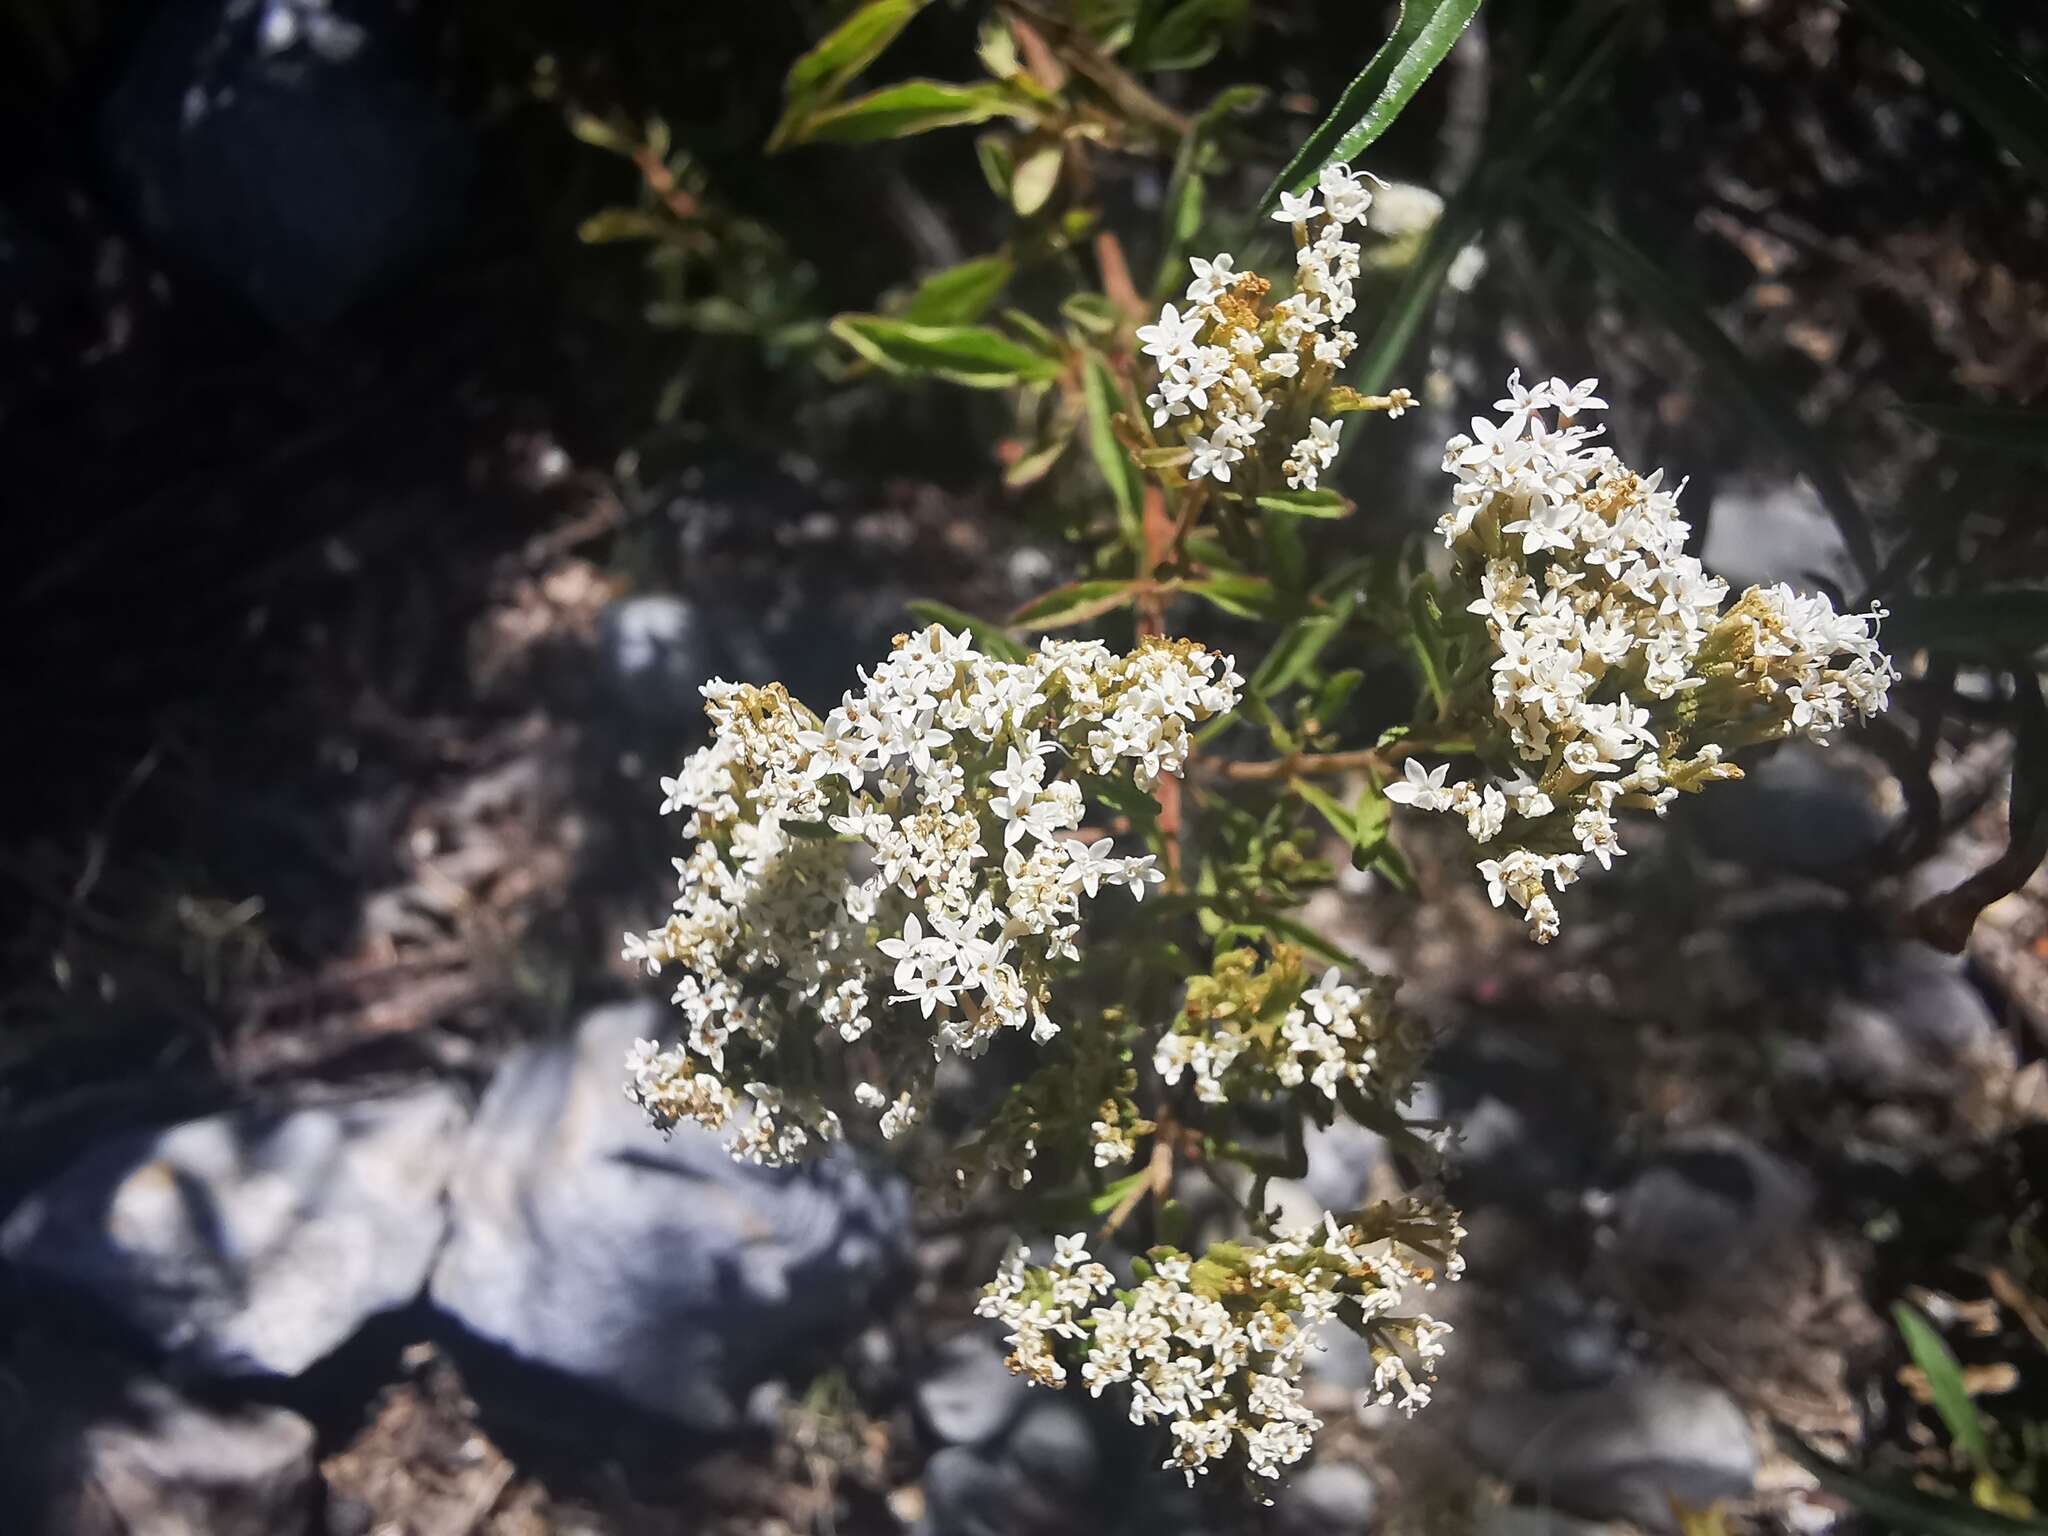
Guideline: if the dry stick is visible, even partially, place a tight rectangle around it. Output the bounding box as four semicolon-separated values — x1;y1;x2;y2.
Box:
1219;746;1405;783
1099;1122;1175;1243
1136;484;1183;883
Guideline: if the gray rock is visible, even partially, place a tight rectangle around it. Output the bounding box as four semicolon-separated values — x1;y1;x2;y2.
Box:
599;594;723;724
1466;1376;1757;1532
1004;1397;1099;1496
1478;1508;1624;1536
1825;942;1998;1095
917;1330;1031;1447
1;1085;467;1376
9;1367;317;1536
100;0;471;331
430;1001;909;1429
1275;1460;1379;1534
1611;1130;1810;1287
1301;1118;1389;1212
1689;743;1886;875
1432;1036;1605;1208
1702;477;1854;595
1512;1274;1631;1390
919;1440;1091;1536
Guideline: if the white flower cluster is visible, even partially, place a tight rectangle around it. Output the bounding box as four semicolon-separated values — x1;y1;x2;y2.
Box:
1155;965;1387;1105
975;1220;1454;1484
622;626;1241;1162
1137;163;1384;491
1385;373;1896;940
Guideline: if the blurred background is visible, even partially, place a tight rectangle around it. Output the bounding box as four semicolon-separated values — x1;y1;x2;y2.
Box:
1;1;2045;1532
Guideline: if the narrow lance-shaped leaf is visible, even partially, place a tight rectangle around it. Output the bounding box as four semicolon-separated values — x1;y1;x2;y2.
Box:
1185;572;1284;621
1352;0;1637;391
1893;1303;1992;1472
1249;601;1345;697
1126;0;1248;73
1004;430;1074;489
1083;353;1144;547
1255;488;1353;519
796;80;1022;146
1011;579;1141;630
1258;0;1484;214
1291;776;1358;844
770;0;925;151
902;255;1015;325
830;315;1062;387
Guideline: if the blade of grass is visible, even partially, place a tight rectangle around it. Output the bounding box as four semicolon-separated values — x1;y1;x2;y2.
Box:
1894;1302;1993;1472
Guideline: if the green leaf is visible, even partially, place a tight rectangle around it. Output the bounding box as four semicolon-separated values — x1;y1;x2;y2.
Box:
1257;0;1484;214
1540;201;1878;579
1083;354;1144;546
1775;1430;2048;1536
1885;591;2048;662
1062;293;1123;338
976;133;1014;200
567;112;632;154
1263;912;1368;971
1894;1302;1992;1472
1010;141;1064;216
1898;401;2048;457
770;0;925;151
1185;573;1282;621
1088;1168;1150;1215
1353;777;1413;888
1126;0;1247;72
1245;610;1343;700
1314;668;1364;726
903;600;1028;661
1004;430;1073;488
1853;0;2048;186
795;80;1021;145
902;255;1015;325
1263;513;1307;607
1292;776;1358;843
1255;488;1354;519
1352;0;1635;393
830;315;1061;387
1012;579;1141;630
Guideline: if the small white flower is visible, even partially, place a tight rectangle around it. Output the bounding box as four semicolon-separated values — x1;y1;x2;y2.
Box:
1272;189;1321;223
1384;758;1451;812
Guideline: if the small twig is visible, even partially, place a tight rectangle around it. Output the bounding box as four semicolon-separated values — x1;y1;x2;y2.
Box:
438;1459;515;1536
1218;746;1401;783
1001;0;1192;139
1099;1130;1174;1242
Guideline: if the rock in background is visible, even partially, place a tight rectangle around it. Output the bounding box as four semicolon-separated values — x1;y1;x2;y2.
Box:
0;1338;319;1536
99;0;472;332
2;1083;467;1377
430;1000;911;1429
